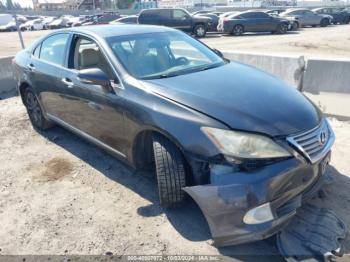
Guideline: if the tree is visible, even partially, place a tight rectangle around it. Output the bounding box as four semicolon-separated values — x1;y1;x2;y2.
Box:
6;0;14;10
0;1;6;10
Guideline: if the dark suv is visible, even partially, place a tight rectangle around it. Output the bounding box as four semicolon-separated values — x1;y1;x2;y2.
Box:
138;8;211;37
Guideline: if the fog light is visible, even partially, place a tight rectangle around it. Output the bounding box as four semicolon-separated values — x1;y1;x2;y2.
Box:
243;203;274;225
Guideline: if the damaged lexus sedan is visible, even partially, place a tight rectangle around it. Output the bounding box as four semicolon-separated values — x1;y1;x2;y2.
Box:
13;25;334;247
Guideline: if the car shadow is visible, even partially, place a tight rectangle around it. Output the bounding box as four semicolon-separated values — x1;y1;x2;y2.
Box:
39;125;349;259
221;31;300;37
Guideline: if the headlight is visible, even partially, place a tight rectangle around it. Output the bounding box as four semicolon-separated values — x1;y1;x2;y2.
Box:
201;127;291;159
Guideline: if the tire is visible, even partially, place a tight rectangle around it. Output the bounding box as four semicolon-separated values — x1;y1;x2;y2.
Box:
194;24;206;37
152;133;187;208
320;18;329;27
23;88;54;131
231;24;243;36
277;23;288;34
344;17;350;24
292;21;299;31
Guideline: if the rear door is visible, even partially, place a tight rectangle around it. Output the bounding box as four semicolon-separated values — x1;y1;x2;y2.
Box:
29;33;71;118
58;34;126;156
303;10;320;25
239;12;258;31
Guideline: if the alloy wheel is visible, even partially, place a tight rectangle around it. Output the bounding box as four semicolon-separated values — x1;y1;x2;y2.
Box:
25;91;42;126
196;26;205;37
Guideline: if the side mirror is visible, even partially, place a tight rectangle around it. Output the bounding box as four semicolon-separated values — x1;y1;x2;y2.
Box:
77;68;111;92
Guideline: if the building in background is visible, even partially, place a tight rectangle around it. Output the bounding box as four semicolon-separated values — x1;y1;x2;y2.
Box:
32;0;102;10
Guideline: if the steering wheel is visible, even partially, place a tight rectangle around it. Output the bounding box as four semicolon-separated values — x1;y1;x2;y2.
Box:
175;57;190;66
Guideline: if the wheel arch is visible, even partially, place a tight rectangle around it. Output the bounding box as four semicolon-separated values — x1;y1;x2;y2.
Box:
131;127;195;184
132;127;188;168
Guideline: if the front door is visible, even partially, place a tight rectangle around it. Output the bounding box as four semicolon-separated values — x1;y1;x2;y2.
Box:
171;9;192;31
58;35;127;156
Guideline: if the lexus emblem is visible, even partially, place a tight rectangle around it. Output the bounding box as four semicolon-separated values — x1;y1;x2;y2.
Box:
319;131;327;145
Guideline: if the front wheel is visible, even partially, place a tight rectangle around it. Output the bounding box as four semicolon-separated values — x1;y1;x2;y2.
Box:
24;88;54;131
152;133;187;208
231;24;244;36
277;23;288;34
194;24;206;37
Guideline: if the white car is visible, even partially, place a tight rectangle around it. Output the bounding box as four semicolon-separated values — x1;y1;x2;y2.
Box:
20;19;43;31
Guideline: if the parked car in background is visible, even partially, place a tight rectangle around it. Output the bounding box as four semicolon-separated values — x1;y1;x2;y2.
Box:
83;13;121;26
219;11;290;36
259;9;299;30
20;18;45;31
0;14;13;26
48;17;69;29
280;8;332;27
13;24;334;247
0;21;17;32
138;8;212;37
312;7;350;24
265;9;286;16
197;13;219;31
110;15;138;24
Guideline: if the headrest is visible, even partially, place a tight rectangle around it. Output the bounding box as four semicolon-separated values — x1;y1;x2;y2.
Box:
80;48;100;68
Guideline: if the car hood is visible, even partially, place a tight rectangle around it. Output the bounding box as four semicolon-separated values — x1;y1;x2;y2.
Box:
142;62;321;137
192;15;212;22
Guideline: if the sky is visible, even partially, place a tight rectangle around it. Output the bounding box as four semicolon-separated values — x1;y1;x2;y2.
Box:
1;0;33;8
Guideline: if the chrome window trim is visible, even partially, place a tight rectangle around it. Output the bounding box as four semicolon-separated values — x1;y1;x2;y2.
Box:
287;119;335;164
47;113;126;158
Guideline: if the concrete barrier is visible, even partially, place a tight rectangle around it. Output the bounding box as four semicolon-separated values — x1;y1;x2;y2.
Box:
303;58;350;94
0;56;16;99
222;51;305;89
303;58;350;120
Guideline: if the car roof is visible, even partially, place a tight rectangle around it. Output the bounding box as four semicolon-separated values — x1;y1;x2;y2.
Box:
58;24;177;38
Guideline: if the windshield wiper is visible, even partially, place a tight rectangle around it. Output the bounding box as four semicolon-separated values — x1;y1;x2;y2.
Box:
142;72;180;80
197;63;222;72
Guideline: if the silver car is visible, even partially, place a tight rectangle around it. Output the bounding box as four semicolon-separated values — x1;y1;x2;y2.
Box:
280;8;332;27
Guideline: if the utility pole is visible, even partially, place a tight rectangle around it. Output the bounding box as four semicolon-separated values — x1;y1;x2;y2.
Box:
8;1;25;49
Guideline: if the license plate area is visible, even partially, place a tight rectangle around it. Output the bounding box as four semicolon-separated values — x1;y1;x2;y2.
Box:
319;152;331;176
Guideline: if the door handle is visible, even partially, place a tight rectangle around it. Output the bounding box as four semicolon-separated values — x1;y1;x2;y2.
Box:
87;101;103;110
27;63;36;72
61;77;74;88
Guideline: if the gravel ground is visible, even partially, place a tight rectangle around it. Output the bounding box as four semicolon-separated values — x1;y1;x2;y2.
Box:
0;24;349;58
0;96;350;260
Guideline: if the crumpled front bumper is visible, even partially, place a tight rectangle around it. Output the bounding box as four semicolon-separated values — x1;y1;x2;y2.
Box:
183;154;331;247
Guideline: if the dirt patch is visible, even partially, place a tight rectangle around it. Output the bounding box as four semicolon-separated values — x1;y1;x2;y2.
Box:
33;157;73;182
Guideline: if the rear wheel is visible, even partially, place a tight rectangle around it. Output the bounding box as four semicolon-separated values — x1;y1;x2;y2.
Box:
231;24;243;36
344;17;350;24
24;88;53;131
194;24;206;37
277;23;288;34
320;18;329;27
152;133;187;208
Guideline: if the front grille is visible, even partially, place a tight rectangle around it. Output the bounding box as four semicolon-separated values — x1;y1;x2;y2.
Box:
287;119;334;164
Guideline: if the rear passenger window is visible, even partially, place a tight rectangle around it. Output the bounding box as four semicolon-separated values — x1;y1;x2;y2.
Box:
39;33;69;66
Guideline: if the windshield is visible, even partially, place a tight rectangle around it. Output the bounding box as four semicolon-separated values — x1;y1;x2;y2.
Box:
106;31;225;79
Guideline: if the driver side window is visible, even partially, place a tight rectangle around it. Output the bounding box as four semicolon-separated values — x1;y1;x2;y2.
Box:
71;36;114;80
